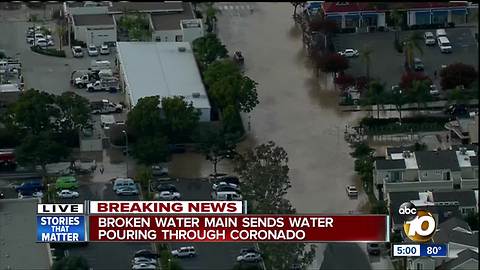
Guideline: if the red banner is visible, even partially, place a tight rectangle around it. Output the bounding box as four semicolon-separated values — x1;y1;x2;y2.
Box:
89;215;389;242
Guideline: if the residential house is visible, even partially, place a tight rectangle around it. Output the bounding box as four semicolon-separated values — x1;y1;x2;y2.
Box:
407;217;478;270
72;14;117;46
320;2;469;32
374;148;478;201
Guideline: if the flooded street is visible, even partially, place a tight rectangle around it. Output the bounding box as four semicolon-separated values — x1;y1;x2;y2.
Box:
216;2;366;214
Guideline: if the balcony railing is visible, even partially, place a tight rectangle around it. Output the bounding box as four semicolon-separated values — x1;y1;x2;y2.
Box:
384;180;453;193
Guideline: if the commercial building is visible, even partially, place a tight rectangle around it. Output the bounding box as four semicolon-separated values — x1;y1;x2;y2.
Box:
0;198;52;269
374;147;478;200
72;14;117;46
320;2;470;32
116;42;211;121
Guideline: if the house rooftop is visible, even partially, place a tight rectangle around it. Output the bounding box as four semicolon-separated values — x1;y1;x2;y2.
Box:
116;42;210;109
150;3;195;31
386;146;415;158
376;159;406;170
415;150;461;171
109;1;184;13
0;199;51;269
322;2;468;14
72;14;114;26
434;217;478;248
432;190;477;208
438;249;478;270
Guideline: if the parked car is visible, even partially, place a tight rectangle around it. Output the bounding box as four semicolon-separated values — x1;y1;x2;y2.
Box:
367;243;381;255
154;190;181;200
338;48;359;57
87;45;99;56
214;184;239;193
131;263;156;270
208;173;228;181
131;257;157;265
116;186;139;196
57;189;80;199
91;99;123;114
87;79;119;93
233;51;244;65
212;176;240;190
436;28;447;38
429;84;440;96
345;185;358;197
240;248;261;255
35;38;48;48
445;104;468;117
211;191;242;201
152;163;169;177
100;44;110;55
113;178;135;191
72;46;84;58
134;250;159;259
236;252;262;263
424;32;436;46
156;184;178;192
15;181;43;193
55;176;79;190
413;58;424;71
437;36;452;53
18;190;43;199
171;246;196;258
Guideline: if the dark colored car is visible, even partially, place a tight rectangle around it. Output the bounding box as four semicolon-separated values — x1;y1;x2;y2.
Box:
216;185;239;192
233;51;244;65
221;176;240;186
367;243;381;255
134;249;159;259
445;104;468;118
240;247;261;255
15;181;43;193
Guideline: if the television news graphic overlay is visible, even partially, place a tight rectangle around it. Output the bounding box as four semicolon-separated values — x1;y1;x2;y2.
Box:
393;244;448;257
88;215;389;242
399;202;437;242
89;201;245;214
36;204;87;242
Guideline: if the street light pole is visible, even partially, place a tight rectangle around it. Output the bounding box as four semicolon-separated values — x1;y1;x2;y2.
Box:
122;130;128;177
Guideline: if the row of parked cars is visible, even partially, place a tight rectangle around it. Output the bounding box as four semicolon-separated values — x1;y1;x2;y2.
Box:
209;173;242;201
26;26;54;48
13;176;80;199
72;44;110;58
424;28;452;53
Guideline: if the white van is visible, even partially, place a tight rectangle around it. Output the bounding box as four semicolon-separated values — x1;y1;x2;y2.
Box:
437;36;452;53
212;191;243;201
435;29;447;38
91;60;111;71
113;178;135;191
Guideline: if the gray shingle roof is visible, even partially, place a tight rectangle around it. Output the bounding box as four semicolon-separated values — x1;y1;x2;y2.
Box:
386;146;415;157
109;2;184;13
415;150;461;171
73;14;114;26
470;156;478;166
439;249;478;270
150;3;194;31
434;217;478;248
433;190;477;207
376;159;406;170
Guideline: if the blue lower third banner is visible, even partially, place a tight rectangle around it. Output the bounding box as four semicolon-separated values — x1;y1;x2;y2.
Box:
37;215;86;242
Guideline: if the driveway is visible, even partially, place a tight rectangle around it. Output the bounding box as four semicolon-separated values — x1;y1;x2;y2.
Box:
215;2;370;268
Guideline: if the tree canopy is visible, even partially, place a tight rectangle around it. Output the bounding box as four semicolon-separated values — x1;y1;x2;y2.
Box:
440;63;477;90
196;127;237;174
192;33;228;66
161;96;200;143
126;96;164;139
316;53;349;76
131;135;169;166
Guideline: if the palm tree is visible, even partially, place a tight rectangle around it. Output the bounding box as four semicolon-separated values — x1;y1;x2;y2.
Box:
410;80;431;110
391;9;403;43
403;32;423;70
390;87;407;123
205;2;219;33
364;81;386;118
55;23;66;50
360;46;373;80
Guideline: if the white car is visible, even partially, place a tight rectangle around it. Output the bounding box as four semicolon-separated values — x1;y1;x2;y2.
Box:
346;185;358;197
131;257;157;265
35;38;48;48
88;45;99;56
57;189;80;199
131;263;156;270
236;252;262;263
100;44;110;55
338;48;359;57
18;191;43;199
72;46;84;58
429;84;440;96
154;190;181;200
171;246;196;258
424;32;436;46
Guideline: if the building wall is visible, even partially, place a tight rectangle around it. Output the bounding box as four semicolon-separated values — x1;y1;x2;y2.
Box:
153;29;183;42
74;24;117;46
407;257;435;270
181;19;204;43
198;108;211;122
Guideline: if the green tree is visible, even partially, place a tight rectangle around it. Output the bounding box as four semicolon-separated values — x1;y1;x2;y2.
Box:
203;59;241;86
132;136;169;166
259;242;315;270
290;2;305;15
136;165;153;191
409;80;431;110
196;127;237;174
234;141;291;213
350;141;374;159
205;2;219;33
15;131;70;175
390;9;403;43
126;96;163;139
363;81;386;118
389;87;408;123
192;33;228;66
160;249;183;270
440;63;478;90
161;96;201;143
447;85;469;105
360;46;373;80
52;256;89;270
55;91;91;133
402;32;423;70
55;23;67;50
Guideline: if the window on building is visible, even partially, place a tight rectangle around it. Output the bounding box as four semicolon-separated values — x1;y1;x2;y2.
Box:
391;171;401;182
155;37;161;42
175;35;183;42
443;171;451;180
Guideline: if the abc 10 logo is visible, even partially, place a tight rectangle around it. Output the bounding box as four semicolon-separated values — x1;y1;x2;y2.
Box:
399;202;437;242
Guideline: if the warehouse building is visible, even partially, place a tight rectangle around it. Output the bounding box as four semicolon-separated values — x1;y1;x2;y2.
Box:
72;14;117;46
116;42;211;121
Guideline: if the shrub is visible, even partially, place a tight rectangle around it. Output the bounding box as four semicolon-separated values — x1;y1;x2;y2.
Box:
30;46;66;57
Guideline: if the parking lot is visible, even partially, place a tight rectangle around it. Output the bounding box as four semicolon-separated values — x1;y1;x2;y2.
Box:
159;178;261;270
333;27;478;90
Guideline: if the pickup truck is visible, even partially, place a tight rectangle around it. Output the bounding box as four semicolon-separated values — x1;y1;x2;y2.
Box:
0;59;22;73
73;73;99;88
91;99;123;114
87;79;119;93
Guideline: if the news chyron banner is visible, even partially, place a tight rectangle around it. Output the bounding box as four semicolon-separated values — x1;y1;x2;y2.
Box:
37;201;389;243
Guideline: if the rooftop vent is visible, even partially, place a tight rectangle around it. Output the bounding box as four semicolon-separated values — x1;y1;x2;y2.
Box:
459;147;467;155
178;47;186;52
192;92;200;98
402;151;411;158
